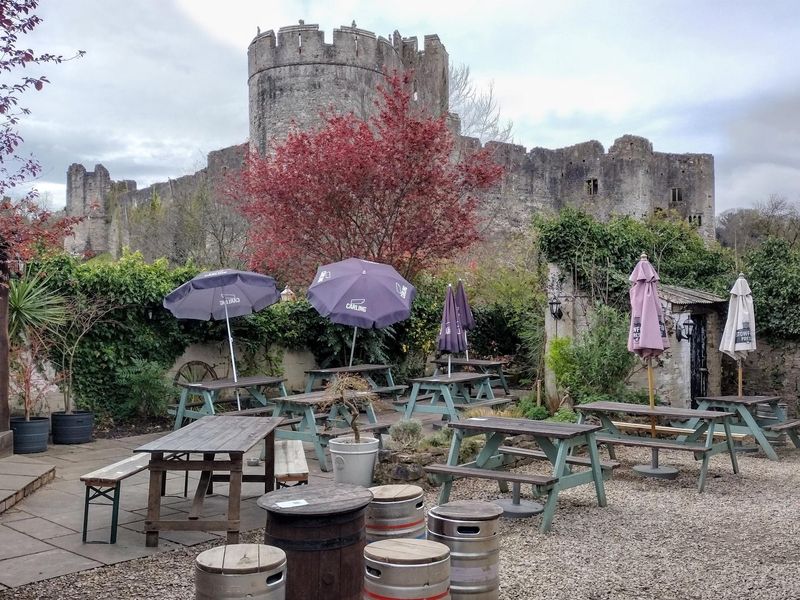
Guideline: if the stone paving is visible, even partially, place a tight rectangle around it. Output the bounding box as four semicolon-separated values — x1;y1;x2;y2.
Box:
0;429;339;589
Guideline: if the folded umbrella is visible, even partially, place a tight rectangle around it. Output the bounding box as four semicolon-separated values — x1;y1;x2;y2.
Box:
454;279;475;359
438;284;467;376
719;273;756;396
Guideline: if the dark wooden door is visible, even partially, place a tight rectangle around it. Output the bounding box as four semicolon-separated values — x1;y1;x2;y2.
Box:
690;314;708;408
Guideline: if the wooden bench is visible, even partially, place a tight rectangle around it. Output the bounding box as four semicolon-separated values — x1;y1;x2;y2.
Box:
424;464;557;499
453;397;515;410
80;454;152;544
274;440;309;487
498;446;620;473
764;418;800;432
611;421;748;442
595;434;710;454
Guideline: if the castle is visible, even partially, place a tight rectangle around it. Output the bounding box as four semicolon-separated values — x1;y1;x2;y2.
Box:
64;21;715;261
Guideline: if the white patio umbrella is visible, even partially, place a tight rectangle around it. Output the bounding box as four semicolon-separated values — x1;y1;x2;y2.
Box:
719;273;756;397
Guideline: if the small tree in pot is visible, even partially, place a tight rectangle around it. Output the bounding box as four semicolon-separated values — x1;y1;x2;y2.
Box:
323;375;381;487
8;271;66;452
47;293;120;444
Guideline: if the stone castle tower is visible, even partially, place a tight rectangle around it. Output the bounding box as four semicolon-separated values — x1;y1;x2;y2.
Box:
64;21;714;259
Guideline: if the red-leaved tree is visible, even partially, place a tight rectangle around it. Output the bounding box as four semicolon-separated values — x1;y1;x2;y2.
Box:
0;1;83;432
232;71;503;282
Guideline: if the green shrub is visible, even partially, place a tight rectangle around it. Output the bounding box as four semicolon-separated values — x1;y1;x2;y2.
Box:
116;359;178;419
547;407;578;423
517;393;549;420
388;419;423;451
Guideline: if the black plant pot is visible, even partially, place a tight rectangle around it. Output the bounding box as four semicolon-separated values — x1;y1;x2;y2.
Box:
51;411;94;444
10;416;50;454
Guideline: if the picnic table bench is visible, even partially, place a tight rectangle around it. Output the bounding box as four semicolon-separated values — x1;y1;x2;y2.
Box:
170;375;288;429
430;357;510;395
425;417;608;533
691;396;800;460
304;363;399;394
576;401;740;492
401;372;507;422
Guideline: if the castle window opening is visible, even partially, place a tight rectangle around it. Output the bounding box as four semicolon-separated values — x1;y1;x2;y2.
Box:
688;214;703;227
354;35;358;56
298;33;302;52
586;178;598;195
670;187;683;203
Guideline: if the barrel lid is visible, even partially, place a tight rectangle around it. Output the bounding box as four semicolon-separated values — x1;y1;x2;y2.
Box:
365;539;450;565
368;484;423;502
257;483;373;515
429;500;503;520
196;544;286;574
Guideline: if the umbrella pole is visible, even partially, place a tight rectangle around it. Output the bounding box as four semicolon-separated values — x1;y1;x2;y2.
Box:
224;302;241;411
647;357;656;438
737;359;743;397
464;331;469;360
448;354;452;377
349;326;358;367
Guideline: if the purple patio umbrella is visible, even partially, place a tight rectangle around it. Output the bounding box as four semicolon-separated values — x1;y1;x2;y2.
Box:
454;279;475;359
163;269;280;409
307;258;416;366
628;253;673;478
438;284;467;376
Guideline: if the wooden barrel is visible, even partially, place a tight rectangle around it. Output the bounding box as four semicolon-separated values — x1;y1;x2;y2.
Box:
258;484;373;600
363;539;451;600
427;501;503;600
195;544;286;600
367;484;426;543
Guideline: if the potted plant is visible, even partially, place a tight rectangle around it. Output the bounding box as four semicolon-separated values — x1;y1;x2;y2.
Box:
323;375;381;487
8;270;67;453
48;293;119;444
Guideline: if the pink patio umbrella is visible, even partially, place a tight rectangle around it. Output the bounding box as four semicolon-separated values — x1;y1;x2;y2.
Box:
628;253;674;478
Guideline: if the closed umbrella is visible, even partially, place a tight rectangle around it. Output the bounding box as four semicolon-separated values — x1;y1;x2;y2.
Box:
627;253;674;478
719;273;756;397
307;258;416;366
438;284;467;376
163;269;280;409
454;279;475;359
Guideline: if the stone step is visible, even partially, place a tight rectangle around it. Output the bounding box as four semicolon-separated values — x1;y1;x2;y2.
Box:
0;456;56;514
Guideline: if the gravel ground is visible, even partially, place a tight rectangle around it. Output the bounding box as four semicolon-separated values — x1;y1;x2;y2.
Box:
4;445;799;600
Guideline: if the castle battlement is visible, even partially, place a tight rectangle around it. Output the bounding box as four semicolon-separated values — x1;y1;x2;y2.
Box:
248;21;433;78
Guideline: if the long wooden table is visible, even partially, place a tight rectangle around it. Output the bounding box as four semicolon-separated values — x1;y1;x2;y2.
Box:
691;395;798;461
135;415;283;547
402;372;501;421
576;401;739;491
430;416;608;533
430;357;510;394
172;375;288;429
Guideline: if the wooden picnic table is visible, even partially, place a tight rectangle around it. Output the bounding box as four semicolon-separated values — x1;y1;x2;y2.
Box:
304;363;398;393
270;389;387;472
427;416;608;533
430;357;510;394
691;395;800;461
402;372;507;422
135;415;283;547
576;401;739;491
172;374;288;429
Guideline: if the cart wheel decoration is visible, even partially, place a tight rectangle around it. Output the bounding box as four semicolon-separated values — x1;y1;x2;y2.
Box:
173;360;218;385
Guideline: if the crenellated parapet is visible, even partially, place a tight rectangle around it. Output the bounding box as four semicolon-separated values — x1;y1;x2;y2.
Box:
247;21;449;154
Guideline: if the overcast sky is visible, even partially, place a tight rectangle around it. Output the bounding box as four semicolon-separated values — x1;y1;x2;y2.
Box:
17;0;800;214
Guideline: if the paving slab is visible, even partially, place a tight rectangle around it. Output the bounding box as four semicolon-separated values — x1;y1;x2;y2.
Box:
44;528;180;565
0;548;102;588
43;506;142;533
0;525;53;560
4;516;76;539
121;518;222;546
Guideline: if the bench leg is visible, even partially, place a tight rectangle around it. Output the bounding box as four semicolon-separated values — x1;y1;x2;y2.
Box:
439;430;464;504
539;442;569;533
737;405;779;461
82;486;90;543
145;453;164;548
787;428;800;449
585;433;607;508
110;482;121;544
722;418;740;474
697;425;716;493
83;483;122;544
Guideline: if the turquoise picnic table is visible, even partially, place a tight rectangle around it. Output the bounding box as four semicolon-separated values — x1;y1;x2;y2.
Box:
427;416;608;533
304;363;398;393
688;395;800;461
402;372;502;422
430;357;510;395
172;375;288;430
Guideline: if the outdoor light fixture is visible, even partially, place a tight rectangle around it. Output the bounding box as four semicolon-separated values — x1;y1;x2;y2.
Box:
676;317;695;342
548;296;563;320
280;285;296;302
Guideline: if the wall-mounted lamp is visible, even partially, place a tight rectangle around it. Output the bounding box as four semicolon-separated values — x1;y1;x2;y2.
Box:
280;285;296;302
548;296;563;320
676;317;695;342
